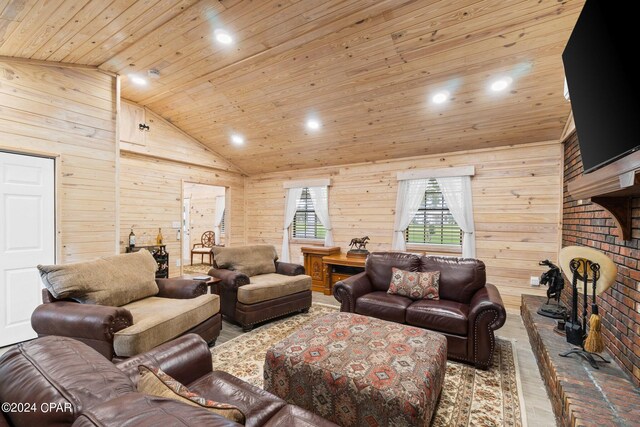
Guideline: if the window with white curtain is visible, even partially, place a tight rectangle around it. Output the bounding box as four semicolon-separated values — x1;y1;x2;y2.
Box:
405;179;462;246
292;187;326;239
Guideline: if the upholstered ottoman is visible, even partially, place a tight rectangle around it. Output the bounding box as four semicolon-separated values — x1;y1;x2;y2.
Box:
264;312;447;427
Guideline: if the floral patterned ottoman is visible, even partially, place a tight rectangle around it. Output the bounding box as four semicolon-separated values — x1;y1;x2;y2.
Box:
263;312;447;427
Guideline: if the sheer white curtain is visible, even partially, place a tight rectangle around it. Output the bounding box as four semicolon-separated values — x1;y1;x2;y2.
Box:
213;195;225;245
308;186;334;246
281;187;303;262
436;176;476;258
392;179;430;251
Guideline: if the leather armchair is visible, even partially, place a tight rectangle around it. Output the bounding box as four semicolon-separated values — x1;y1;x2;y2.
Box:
32;277;221;361
208;245;311;331
334;252;506;368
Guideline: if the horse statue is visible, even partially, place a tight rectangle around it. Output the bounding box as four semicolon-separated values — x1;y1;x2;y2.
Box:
349;236;370;251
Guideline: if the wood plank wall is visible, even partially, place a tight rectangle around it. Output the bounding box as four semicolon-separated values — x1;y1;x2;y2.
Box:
118;102;245;276
246;142;563;308
0;61;117;263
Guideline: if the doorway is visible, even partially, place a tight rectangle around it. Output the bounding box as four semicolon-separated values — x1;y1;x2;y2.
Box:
0;152;55;346
182;182;226;271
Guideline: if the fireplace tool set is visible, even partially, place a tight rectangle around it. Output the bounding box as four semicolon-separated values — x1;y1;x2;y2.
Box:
557;246;617;369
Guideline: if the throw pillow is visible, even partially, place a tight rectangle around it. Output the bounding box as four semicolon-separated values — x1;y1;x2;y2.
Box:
38;250;159;307
388;268;440;300
137;365;245;424
212;245;277;277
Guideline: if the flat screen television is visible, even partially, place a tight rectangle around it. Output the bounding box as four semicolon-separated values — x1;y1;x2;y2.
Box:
562;0;640;174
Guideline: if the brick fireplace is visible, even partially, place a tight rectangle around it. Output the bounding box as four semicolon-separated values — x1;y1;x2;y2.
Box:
562;132;640;386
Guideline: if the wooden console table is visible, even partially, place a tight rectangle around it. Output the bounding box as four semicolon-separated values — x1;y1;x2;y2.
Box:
322;253;366;295
301;246;341;294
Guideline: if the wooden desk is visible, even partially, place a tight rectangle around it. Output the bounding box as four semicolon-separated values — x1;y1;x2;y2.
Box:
322;253;366;295
301;246;341;294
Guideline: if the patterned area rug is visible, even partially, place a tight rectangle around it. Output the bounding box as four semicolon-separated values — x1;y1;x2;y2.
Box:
182;263;212;275
211;303;524;427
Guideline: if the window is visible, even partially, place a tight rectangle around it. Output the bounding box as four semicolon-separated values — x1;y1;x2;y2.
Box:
292;188;326;239
405;179;462;246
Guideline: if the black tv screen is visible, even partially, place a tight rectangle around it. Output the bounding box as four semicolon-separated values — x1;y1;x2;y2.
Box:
562;0;640;173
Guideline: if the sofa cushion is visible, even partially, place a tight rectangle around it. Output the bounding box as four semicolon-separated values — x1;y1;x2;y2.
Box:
366;252;421;291
188;370;287;427
0;336;134;427
406;299;469;335
213;245;277;277
420;256;486;304
114;295;220;357
71;393;240;427
388;268;440;300
137;365;245;424
38;250;159;307
236;273;311;305
354;291;412;323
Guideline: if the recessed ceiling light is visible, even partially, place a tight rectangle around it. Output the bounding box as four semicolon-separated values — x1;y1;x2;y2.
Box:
129;75;147;86
432;91;450;104
231;134;244;145
490;77;513;92
214;29;233;45
306;119;321;130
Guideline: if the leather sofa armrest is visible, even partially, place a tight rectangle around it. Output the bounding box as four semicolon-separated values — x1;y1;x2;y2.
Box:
31;301;132;341
116;334;213;387
275;261;305;276
0;413;10;427
467;284;507;368
156;278;207;299
333;272;372;313
208;268;250;291
468;283;506;330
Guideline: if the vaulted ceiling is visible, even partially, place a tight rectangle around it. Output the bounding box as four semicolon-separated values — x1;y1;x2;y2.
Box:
0;0;583;174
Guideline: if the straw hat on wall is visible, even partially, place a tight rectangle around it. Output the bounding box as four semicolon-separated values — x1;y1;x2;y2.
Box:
559;246;617;295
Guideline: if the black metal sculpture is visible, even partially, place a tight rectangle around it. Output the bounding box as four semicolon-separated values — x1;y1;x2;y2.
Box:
536;259;567;319
347;236;370;258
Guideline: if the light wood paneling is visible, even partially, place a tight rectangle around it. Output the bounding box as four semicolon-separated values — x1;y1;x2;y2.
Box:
245;141;562;309
0;60;117;262
0;0;583;174
118;106;245;277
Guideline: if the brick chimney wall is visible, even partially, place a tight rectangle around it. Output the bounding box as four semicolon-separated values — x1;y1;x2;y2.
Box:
562;132;640;386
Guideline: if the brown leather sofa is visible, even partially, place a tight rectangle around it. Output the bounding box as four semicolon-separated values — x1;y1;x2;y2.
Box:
333;252;506;368
208;245;312;331
0;334;337;427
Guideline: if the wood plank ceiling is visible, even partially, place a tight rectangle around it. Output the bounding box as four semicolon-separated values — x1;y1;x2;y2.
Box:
0;0;584;174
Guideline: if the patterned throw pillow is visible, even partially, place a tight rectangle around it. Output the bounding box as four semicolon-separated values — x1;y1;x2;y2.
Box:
387;268;440;300
137;365;245;424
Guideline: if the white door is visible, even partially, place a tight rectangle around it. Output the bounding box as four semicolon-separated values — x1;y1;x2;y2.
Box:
0;152;55;346
182;197;190;263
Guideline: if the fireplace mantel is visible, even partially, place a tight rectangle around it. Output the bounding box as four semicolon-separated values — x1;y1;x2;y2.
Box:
567;149;640;240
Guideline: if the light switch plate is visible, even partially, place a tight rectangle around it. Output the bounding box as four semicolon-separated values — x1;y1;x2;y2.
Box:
530;276;540;286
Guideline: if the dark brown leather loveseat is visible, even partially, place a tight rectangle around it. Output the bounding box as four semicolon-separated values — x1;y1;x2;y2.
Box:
0;334;337;427
333;252;506;368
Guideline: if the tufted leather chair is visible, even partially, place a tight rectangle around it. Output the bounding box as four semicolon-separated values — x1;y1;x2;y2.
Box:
334;252;506;368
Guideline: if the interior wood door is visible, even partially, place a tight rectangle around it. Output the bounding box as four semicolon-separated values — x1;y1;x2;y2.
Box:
0;152;55;346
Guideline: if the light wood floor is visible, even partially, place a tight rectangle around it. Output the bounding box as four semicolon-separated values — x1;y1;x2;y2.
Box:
218;292;557;427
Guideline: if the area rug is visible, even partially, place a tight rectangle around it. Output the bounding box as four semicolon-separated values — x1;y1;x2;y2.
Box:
182;263;212;275
211;303;524;427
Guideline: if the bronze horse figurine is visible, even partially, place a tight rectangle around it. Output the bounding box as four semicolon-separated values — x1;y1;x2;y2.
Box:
349;236;370;250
